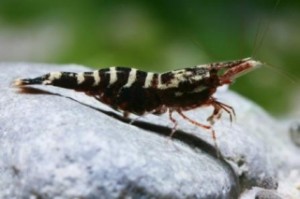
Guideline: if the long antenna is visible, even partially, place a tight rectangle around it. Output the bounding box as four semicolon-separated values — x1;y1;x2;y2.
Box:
263;61;299;84
251;18;263;59
251;0;281;59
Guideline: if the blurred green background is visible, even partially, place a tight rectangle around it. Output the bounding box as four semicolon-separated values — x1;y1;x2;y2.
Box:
0;0;299;116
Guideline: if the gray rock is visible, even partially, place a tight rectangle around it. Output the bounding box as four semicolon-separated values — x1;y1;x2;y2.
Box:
290;121;300;146
240;187;283;199
255;190;282;199
0;63;299;199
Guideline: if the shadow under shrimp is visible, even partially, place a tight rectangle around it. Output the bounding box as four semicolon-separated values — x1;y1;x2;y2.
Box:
16;85;220;157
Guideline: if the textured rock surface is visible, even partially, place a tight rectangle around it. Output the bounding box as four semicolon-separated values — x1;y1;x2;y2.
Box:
0;63;299;199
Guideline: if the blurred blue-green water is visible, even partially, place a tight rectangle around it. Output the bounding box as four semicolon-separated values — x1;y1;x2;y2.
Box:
0;0;299;116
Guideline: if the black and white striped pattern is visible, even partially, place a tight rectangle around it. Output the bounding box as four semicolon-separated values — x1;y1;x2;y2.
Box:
33;65;211;91
14;57;262;116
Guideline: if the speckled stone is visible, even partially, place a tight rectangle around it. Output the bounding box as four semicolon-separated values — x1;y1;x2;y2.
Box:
0;63;299;199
